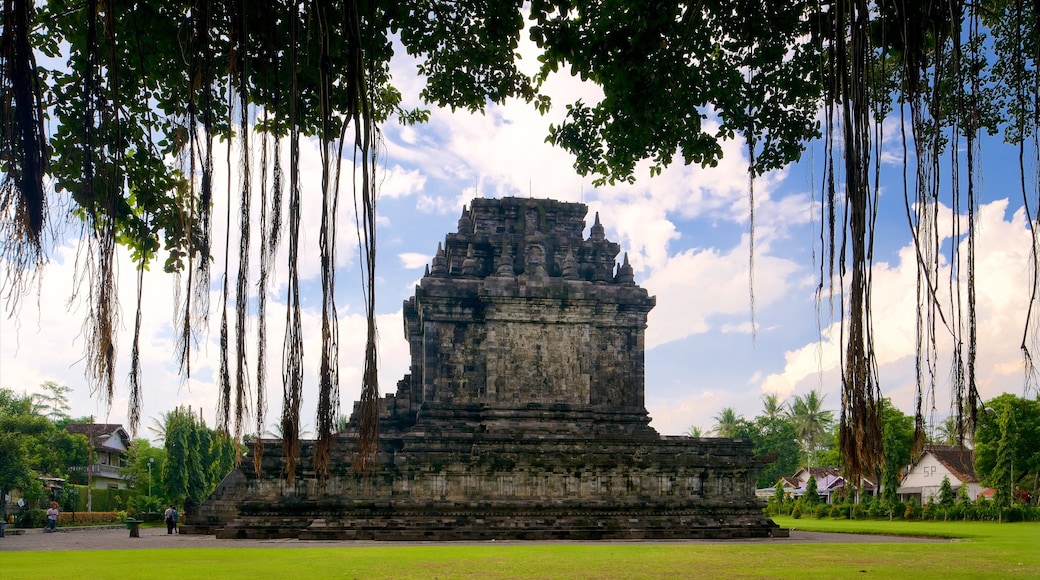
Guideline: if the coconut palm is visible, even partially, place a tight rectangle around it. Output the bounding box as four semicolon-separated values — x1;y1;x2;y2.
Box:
932;415;960;445
684;425;703;437
761;393;786;420
787;390;834;469
147;411;175;444
712;407;744;438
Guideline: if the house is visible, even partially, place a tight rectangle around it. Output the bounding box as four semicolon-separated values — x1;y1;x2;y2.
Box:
65;423;132;490
896;445;984;504
769;467;877;504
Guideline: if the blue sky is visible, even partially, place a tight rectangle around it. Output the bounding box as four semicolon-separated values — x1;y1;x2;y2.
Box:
1;38;1037;441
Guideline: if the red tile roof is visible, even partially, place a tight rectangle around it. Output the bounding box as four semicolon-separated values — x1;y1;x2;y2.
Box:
924;445;978;483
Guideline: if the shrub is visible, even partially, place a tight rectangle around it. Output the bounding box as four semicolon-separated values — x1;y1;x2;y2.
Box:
16;508;44;528
828;503;852;519
851;503;865;519
904;498;919;520
56;511;124;525
791;506;802;519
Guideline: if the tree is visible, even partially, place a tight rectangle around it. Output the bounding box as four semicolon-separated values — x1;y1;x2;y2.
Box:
120;439;166;495
25;426;88;480
684;425;703;438
30;381;72;423
974;394;1040;503
749;415;800;489
787;390;834;469
932;416;961;446
988;407;1018;510
803;475;820;511
938;475;955;520
712;407;749;438
879;399;915;507
208;432;237;489
3;0;1037;483
162;407;204;507
160;405;237;507
0;389;48;517
761;394;786;421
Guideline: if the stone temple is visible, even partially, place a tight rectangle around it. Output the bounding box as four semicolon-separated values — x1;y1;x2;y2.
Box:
188;197;783;540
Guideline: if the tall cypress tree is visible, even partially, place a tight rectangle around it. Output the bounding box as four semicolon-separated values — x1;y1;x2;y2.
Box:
989;408;1018;509
161;408;190;506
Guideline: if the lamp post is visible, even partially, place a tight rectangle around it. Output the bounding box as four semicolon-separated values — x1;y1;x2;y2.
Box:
148;458;154;498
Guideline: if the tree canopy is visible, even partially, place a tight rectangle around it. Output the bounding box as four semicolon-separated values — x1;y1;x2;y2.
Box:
0;387;89;508
974;393;1040;501
2;0;1037;481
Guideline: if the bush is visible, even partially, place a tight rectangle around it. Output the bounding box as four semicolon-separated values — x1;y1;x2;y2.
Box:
791;506;801;519
56;511;124;525
904;498;919;520
851;503;865;519
828;504;852;519
16;508;44;528
68;485;132;512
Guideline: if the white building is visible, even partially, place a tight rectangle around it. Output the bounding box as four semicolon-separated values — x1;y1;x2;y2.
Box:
65;423;132;490
897;445;985;504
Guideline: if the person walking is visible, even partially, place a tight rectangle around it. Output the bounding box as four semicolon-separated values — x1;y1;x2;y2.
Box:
45;502;59;533
163;504;176;534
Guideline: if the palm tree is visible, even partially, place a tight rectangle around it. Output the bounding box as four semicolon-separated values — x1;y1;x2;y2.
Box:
685;425;703;437
712;407;744;438
148;411;175;443
761;393;786;420
932;415;959;445
263;422;312;440
787;390;834;469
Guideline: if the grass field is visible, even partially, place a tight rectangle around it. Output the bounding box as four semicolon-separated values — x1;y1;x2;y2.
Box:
1;518;1037;579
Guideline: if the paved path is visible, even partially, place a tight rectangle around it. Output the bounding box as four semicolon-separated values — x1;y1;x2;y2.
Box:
0;526;945;552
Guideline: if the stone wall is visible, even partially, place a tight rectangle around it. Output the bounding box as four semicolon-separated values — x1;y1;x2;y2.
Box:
203;433;776;540
185;197;784;540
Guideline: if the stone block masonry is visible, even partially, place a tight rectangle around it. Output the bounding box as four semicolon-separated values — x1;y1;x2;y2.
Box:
185;197;785;540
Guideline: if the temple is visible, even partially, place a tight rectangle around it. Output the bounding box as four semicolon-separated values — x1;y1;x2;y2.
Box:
187;197;783;540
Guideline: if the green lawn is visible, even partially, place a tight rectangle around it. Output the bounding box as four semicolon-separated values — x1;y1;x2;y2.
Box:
2;518;1037;579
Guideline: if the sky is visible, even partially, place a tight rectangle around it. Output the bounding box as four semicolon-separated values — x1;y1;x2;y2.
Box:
2;34;1038;442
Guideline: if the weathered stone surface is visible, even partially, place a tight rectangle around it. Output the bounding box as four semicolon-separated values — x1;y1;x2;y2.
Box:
185;197;784;540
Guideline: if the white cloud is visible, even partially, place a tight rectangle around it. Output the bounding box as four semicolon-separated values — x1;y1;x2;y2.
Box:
398;252;431;269
380;165;427;200
643;234;802;349
756;198;1036;416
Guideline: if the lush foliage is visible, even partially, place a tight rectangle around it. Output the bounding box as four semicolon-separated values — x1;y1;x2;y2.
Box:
879;398;915;506
0;389;48;505
0;383;236;525
768;488;1040;523
974;394;1040;503
0;387;88;512
698;393;828;488
160;406;236;511
786;390;834;470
